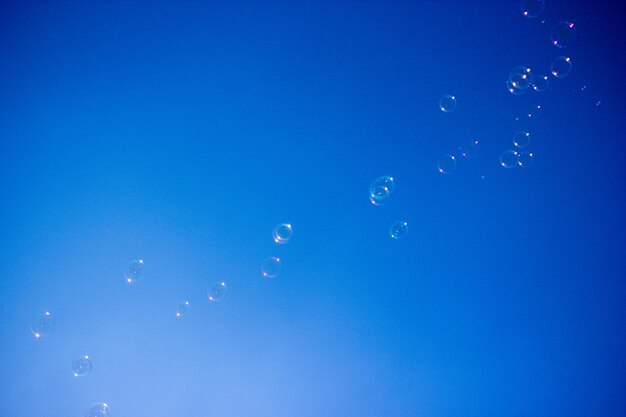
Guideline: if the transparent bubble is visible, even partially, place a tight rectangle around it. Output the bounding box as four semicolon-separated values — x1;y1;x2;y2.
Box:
31;311;55;339
72;355;93;377
389;221;409;239
500;150;519;168
521;0;545;18
261;256;282;278
207;282;227;302
509;66;533;90
518;151;534;167
506;80;528;96
175;301;190;318
438;95;457;113
527;104;542;119
513;131;531;148
124;259;144;283
369;175;395;205
532;74;550;92
85;402;109;417
272;223;293;244
458;140;479;159
551;22;576;48
437;155;456;175
551;56;572;78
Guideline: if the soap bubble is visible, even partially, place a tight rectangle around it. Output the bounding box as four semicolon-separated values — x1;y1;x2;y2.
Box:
458;140;479;159
207;282;227;302
438;95;457;113
527;104;542;119
500;150;519;168
518;151;534;167
261;256;282;278
31;311;55;339
369;175;395;205
124;259;144;283
551;56;572;78
390;221;409;239
532;74;550;92
72;355;93;377
521;0;545;18
551;22;576;48
272;223;293;244
85;402;109;417
175;301;190;318
513;131;531;148
437;155;456;175
509;66;533;90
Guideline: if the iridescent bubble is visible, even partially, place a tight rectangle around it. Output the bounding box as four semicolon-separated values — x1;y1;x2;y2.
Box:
506;80;528;96
207;282;227;302
532;74;550;92
72;355;93;377
509;66;533;90
124;259;144;283
389;221;409;239
85;402;109;417
175;301;190;318
272;223;293;244
527;104;542;119
261;256;282;278
500;150;519;168
513;131;531;148
551;56;572;78
458;140;479;159
438;95;457;113
437;155;456;175
369;175;395;205
31;311;55;339
551;21;576;48
521;0;545;18
518;151;534;167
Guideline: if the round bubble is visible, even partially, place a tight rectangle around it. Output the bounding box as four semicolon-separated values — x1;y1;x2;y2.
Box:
521;0;545;18
272;223;293;244
390;221;409;239
551;22;576;48
500;150;519;168
551;56;572;78
532;74;550;92
437;155;456;175
175;301;190;318
261;256;282;278
527;104;542;119
509;66;533;90
438;95;457;113
518;151;534;167
369;175;395;204
458;140;479;159
85;402;109;417
207;282;227;302
31;311;55;338
125;259;144;283
513;131;531;148
506;80;527;96
72;355;93;377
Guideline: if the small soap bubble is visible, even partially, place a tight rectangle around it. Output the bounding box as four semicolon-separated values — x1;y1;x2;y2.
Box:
438;95;457;113
595;100;602;107
31;311;55;339
500;150;519;168
85;402;109;417
72;355;93;377
517;151;534;167
458;140;479;159
437;155;456;175
175;301;190;318
369;175;395;205
551;21;576;48
124;259;144;283
532;74;550;92
272;223;293;244
513;131;531;148
521;0;545;18
527;104;542;119
551;56;572;78
506;80;527;95
509;66;533;90
261;256;282;278
389;221;409;239
207;282;227;302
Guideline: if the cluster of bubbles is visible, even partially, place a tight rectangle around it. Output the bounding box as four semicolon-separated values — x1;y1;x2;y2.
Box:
500;131;535;168
369;176;409;239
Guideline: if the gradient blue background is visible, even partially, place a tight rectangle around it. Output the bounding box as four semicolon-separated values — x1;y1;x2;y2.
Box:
1;1;625;416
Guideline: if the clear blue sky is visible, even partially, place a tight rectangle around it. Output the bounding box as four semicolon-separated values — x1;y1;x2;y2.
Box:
1;1;625;416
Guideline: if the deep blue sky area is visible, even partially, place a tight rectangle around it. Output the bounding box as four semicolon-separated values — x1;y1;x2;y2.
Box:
1;1;625;416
